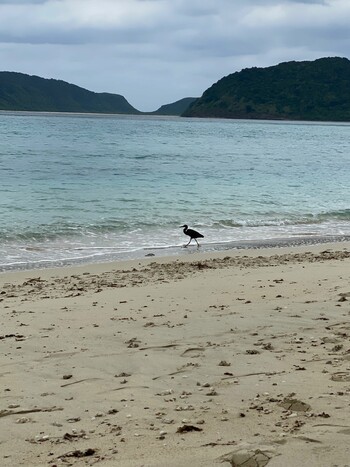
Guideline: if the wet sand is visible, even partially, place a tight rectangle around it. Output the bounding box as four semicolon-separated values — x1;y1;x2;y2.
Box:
1;243;350;466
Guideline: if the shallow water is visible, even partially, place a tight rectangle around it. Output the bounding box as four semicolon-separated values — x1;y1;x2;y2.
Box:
1;112;349;270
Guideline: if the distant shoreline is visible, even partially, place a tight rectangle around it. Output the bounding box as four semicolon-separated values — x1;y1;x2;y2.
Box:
2;110;350;126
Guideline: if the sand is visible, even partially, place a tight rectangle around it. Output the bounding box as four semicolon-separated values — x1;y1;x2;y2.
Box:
1;243;350;467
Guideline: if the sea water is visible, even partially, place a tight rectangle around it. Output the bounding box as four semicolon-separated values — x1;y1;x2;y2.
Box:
0;111;349;271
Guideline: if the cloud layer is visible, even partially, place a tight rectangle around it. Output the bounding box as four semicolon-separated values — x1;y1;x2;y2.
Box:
1;0;349;110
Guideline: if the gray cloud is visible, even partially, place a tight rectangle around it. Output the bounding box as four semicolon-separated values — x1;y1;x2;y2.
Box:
0;0;349;110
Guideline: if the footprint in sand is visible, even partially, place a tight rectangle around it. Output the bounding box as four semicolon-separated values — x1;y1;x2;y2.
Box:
219;444;277;467
181;347;205;358
330;372;350;382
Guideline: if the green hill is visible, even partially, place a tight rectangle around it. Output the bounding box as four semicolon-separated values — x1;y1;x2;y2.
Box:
183;57;350;121
0;72;140;114
151;97;198;116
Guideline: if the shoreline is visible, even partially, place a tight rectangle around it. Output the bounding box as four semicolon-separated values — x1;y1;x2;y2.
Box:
1;233;350;275
1;242;350;466
2;109;350;125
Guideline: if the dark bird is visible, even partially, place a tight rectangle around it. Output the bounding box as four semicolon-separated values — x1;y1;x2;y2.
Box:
181;224;204;247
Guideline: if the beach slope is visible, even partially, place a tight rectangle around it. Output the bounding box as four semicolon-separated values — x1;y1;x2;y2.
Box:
1;244;350;466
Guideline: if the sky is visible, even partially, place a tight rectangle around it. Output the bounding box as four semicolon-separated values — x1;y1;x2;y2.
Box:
1;0;350;112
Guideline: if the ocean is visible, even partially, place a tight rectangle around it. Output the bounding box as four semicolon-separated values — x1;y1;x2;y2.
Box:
1;111;349;271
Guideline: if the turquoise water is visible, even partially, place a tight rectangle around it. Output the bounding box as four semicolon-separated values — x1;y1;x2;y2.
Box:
1;111;349;270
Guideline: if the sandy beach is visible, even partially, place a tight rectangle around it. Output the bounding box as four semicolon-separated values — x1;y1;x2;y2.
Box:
1;243;350;466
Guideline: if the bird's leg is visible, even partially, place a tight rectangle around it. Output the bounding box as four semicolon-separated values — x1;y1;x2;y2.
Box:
184;238;192;247
195;238;200;247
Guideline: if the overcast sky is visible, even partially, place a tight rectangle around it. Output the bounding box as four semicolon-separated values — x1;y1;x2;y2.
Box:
0;0;349;111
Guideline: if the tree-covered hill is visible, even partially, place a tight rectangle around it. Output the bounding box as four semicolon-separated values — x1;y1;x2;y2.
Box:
183;57;350;121
0;72;140;114
151;97;198;116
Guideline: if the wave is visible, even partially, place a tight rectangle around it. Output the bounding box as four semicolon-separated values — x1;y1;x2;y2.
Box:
316;209;350;220
0;209;349;244
0;220;160;243
210;210;350;229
